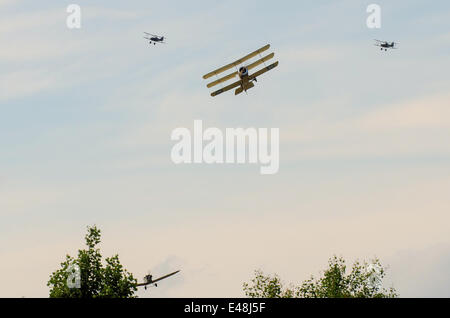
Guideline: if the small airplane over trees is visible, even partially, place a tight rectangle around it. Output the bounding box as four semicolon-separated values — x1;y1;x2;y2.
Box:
137;270;180;290
374;39;398;51
143;32;166;45
203;44;279;97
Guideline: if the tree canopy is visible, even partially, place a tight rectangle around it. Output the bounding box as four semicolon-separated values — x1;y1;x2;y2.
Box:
243;256;398;298
47;225;137;298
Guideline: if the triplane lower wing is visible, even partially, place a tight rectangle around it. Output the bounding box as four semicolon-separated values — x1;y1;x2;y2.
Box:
203;44;279;97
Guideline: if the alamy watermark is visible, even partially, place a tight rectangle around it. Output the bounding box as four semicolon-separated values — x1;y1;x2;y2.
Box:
67;263;81;289
366;4;381;29
66;4;81;29
367;263;383;289
171;120;279;175
65;4;381;30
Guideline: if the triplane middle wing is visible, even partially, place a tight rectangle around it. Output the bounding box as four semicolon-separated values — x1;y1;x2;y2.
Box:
203;44;279;97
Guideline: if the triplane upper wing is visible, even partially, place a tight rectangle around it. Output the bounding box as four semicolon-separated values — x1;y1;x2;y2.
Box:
203;44;271;80
203;44;278;97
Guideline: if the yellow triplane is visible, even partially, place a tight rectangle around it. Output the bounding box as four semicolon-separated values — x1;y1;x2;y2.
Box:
202;44;279;97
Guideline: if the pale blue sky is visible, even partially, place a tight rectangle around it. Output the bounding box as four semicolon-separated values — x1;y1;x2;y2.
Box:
1;0;450;297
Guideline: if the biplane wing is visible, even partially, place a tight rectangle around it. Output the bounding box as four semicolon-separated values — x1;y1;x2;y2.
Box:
203;44;270;80
248;61;279;81
374;44;397;49
210;79;242;97
206;52;275;88
144;32;159;36
144;37;166;43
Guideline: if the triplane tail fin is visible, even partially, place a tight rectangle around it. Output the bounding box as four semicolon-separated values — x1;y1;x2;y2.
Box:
235;82;255;95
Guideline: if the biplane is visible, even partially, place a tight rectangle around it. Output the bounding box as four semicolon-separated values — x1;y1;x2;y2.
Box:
144;32;165;45
137;270;180;290
203;44;279;97
374;39;398;51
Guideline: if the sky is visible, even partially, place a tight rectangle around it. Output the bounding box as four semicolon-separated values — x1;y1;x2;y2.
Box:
1;0;450;298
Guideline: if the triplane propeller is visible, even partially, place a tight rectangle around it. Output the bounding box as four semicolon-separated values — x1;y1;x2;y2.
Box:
203;44;279;97
144;32;166;45
374;39;398;51
137;270;180;290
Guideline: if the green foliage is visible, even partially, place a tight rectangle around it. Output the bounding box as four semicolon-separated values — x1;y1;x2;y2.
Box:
47;225;137;298
243;256;398;298
243;270;294;298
